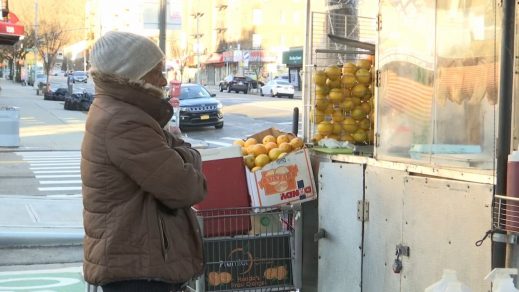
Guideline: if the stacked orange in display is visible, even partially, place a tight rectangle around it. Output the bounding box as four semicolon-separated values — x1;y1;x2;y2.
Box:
311;58;375;145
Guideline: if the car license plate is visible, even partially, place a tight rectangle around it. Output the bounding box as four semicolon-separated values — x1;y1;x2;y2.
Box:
200;114;209;120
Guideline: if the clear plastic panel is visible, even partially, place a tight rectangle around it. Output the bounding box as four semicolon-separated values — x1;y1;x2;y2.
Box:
376;0;498;170
377;2;436;159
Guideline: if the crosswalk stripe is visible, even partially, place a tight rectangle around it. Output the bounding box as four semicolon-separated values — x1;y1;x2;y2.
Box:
35;174;81;179
33;170;80;174
19;154;81;158
38;186;82;191
40;180;82;184
28;162;80;166
205;140;232;147
30;166;79;170
23;158;80;162
220;137;244;141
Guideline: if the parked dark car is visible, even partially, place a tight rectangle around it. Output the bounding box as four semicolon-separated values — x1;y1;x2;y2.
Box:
169;83;223;130
64;90;95;111
244;76;264;89
219;76;249;93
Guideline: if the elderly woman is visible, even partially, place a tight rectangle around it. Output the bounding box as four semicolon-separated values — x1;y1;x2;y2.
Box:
81;31;207;292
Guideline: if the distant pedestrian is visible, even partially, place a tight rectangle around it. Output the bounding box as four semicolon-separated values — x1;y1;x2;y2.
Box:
66;72;73;96
81;31;207;292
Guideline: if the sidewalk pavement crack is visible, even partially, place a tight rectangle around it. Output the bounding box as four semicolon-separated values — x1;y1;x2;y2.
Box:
25;204;39;223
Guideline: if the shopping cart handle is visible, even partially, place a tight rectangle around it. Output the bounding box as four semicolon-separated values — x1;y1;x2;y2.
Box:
314;228;327;242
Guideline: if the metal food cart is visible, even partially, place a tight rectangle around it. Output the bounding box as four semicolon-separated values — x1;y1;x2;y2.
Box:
300;0;515;291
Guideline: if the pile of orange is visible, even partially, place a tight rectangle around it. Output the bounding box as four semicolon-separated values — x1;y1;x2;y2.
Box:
311;58;375;145
234;133;304;172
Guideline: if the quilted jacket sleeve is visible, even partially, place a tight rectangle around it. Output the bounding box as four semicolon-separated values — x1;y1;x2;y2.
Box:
105;115;207;209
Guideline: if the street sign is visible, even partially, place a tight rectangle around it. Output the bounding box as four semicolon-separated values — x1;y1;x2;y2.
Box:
243;51;250;67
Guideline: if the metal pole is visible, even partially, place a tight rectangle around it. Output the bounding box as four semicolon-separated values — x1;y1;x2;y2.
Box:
196;14;200;84
494;0;515;269
158;0;166;53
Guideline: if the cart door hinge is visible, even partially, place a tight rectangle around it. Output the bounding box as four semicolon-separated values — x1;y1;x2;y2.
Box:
377;14;382;31
357;200;369;222
375;69;381;87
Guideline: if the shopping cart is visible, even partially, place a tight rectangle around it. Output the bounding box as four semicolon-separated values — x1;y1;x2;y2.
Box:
187;206;298;292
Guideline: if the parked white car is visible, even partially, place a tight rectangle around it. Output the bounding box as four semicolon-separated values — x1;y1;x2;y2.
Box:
260;80;295;99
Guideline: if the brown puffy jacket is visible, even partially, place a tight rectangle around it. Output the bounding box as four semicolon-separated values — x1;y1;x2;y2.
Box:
81;73;207;285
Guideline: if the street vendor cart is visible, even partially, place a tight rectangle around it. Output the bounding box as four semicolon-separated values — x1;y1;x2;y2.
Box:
300;1;516;291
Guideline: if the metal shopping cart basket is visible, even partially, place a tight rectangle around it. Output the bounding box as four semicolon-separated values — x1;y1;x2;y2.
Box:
187;206;298;292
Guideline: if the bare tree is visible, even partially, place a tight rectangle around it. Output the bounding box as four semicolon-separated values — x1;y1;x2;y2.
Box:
0;29;35;81
170;39;191;82
36;21;69;91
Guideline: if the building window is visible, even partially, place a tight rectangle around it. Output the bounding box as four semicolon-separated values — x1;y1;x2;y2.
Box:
253;9;262;25
280;14;286;25
292;12;301;24
253;34;262;48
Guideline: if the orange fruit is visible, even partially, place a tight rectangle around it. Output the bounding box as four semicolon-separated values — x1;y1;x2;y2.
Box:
251;166;262;172
268;148;283;160
325;65;342;80
251;144;268;156
276;134;290;145
356;59;372;70
264;141;278;152
233;139;245;147
289;137;304;150
326;78;341;89
255;154;270;168
312;133;323;143
351;84;367;98
244;138;257;147
313;70;327;86
360;101;372;114
358;118;371;130
286;133;297;142
278;142;292;153
315;98;328;111
332;122;343;135
241;147;248;156
262;135;276;144
341;73;357;89
246;145;256;155
317;121;333;136
332;110;344;122
342;117;358;133
243;155;255;169
328;89;343;103
342;62;357;74
340;133;355;143
351;106;366;120
355;68;371;84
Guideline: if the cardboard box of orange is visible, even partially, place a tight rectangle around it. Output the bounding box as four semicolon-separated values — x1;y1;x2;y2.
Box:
245;128;317;207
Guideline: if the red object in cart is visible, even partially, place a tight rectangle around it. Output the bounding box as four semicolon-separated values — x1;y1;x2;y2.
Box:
195;146;251;237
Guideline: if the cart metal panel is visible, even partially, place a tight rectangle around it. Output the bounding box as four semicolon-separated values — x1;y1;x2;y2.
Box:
363;165;405;292
401;176;492;292
190;207;297;292
317;162;363;291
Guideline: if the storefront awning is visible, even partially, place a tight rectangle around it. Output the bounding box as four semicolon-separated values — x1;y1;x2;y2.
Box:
203;53;223;64
0;13;24;46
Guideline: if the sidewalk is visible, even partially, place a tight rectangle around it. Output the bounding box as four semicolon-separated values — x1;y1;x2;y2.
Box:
0;78;205;256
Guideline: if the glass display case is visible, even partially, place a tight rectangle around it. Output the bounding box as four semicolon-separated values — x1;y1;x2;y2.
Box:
304;11;377;153
376;0;499;170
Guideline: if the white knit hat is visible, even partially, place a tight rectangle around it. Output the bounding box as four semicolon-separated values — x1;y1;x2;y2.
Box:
90;31;165;81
